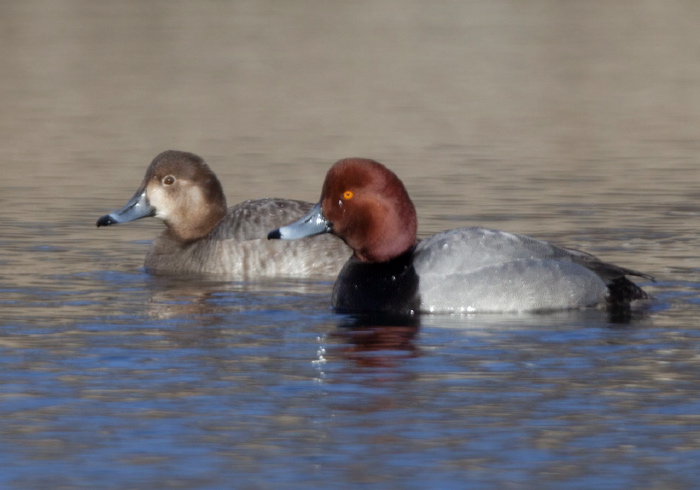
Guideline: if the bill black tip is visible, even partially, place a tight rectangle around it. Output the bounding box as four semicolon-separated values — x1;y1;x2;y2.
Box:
96;215;116;227
267;229;281;240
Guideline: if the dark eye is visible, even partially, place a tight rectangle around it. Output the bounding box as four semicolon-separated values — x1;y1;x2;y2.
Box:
162;175;175;185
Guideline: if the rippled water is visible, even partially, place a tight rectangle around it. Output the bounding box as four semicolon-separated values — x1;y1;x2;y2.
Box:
1;1;700;488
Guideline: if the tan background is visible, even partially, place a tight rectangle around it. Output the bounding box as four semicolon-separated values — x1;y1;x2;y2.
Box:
2;1;699;280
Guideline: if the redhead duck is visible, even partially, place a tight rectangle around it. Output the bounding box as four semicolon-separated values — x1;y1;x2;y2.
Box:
268;158;652;314
97;150;350;277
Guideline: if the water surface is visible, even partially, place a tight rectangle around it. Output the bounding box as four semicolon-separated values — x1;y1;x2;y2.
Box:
1;1;699;488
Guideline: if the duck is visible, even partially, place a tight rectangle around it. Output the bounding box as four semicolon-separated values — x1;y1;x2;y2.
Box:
96;150;350;278
268;158;653;314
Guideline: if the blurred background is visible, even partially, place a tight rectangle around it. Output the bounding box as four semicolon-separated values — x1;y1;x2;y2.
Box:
1;1;700;488
3;0;699;257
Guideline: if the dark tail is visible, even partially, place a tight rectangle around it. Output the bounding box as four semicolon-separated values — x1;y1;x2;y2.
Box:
606;276;650;306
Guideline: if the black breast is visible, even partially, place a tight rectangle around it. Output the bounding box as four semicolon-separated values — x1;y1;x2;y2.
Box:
331;248;420;314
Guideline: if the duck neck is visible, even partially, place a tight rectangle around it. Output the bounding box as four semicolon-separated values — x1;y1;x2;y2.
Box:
355;199;418;263
166;205;227;243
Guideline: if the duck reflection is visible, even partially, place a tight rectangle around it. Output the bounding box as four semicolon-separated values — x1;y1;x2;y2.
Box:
328;313;421;368
144;274;332;319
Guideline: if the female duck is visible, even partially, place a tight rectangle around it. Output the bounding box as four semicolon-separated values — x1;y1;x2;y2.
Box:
97;150;350;278
268;158;652;313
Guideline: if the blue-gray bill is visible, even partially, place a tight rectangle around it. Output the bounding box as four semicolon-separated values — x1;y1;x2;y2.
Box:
96;189;155;227
268;202;331;240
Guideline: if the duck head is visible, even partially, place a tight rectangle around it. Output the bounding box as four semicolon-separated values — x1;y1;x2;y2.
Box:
96;150;227;242
269;158;417;262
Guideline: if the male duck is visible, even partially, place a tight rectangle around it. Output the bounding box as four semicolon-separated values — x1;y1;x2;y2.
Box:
97;150;350;277
268;158;652;313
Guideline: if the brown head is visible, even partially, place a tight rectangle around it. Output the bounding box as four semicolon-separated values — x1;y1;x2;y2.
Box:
269;158;418;263
96;150;228;242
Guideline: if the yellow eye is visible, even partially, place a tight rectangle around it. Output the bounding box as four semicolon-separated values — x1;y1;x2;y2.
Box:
343;190;354;200
163;175;175;185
